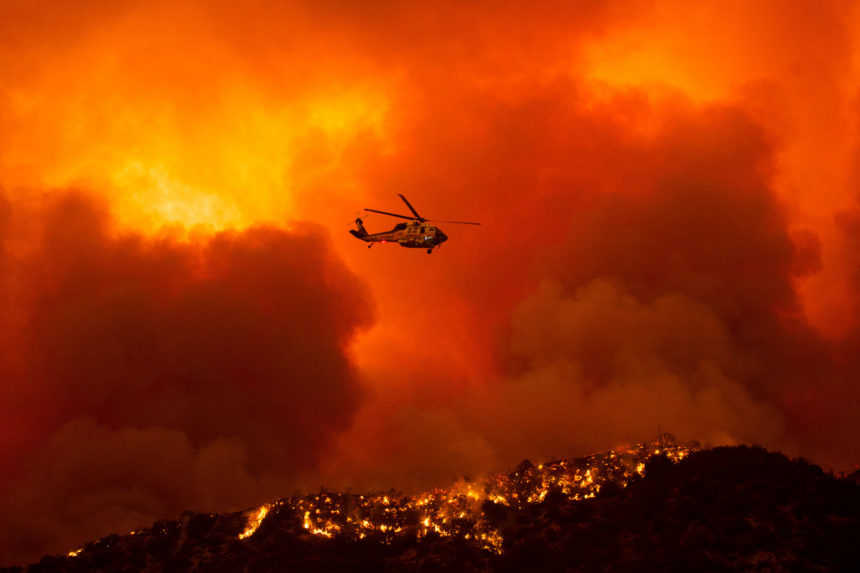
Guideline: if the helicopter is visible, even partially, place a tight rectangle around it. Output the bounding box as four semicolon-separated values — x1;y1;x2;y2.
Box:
350;194;480;253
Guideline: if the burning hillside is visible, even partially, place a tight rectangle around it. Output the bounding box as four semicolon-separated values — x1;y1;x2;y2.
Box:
227;435;691;557
4;437;858;571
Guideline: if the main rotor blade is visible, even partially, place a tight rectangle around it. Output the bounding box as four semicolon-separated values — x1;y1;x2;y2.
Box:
364;208;416;220
398;194;424;221
429;219;481;226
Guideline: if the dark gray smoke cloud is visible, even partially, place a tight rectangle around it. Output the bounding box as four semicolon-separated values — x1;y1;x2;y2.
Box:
0;192;373;564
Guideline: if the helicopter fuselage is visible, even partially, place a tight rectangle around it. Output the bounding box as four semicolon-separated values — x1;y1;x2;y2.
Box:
351;219;448;250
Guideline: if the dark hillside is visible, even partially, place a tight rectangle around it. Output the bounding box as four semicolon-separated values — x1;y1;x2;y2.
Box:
4;445;858;572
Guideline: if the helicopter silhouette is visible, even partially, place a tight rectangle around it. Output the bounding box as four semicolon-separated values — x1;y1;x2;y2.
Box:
350;194;480;253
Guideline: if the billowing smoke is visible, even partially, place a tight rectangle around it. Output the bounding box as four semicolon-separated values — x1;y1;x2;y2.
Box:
0;192;373;563
319;97;847;491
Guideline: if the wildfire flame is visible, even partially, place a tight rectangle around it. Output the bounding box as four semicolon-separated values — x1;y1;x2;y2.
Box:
238;504;271;540
234;436;695;555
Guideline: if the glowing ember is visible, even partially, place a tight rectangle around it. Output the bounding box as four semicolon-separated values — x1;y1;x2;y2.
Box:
67;548;83;558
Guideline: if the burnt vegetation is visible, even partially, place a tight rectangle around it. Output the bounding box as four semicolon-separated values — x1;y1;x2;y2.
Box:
4;445;858;572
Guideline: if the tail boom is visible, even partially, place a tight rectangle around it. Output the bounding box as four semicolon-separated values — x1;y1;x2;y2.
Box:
350;218;370;241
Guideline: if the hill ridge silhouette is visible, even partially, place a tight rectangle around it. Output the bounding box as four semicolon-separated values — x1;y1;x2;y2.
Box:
5;444;858;572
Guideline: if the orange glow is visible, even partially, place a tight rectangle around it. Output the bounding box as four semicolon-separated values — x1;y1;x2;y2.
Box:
7;84;388;233
582;3;741;103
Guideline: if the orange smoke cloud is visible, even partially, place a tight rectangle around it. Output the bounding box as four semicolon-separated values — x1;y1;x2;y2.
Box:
3;0;860;565
318;96;853;492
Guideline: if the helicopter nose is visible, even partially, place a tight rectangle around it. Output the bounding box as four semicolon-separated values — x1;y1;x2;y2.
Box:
438;231;448;242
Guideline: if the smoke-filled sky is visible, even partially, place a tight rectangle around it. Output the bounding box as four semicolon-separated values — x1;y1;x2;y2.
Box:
2;0;860;564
